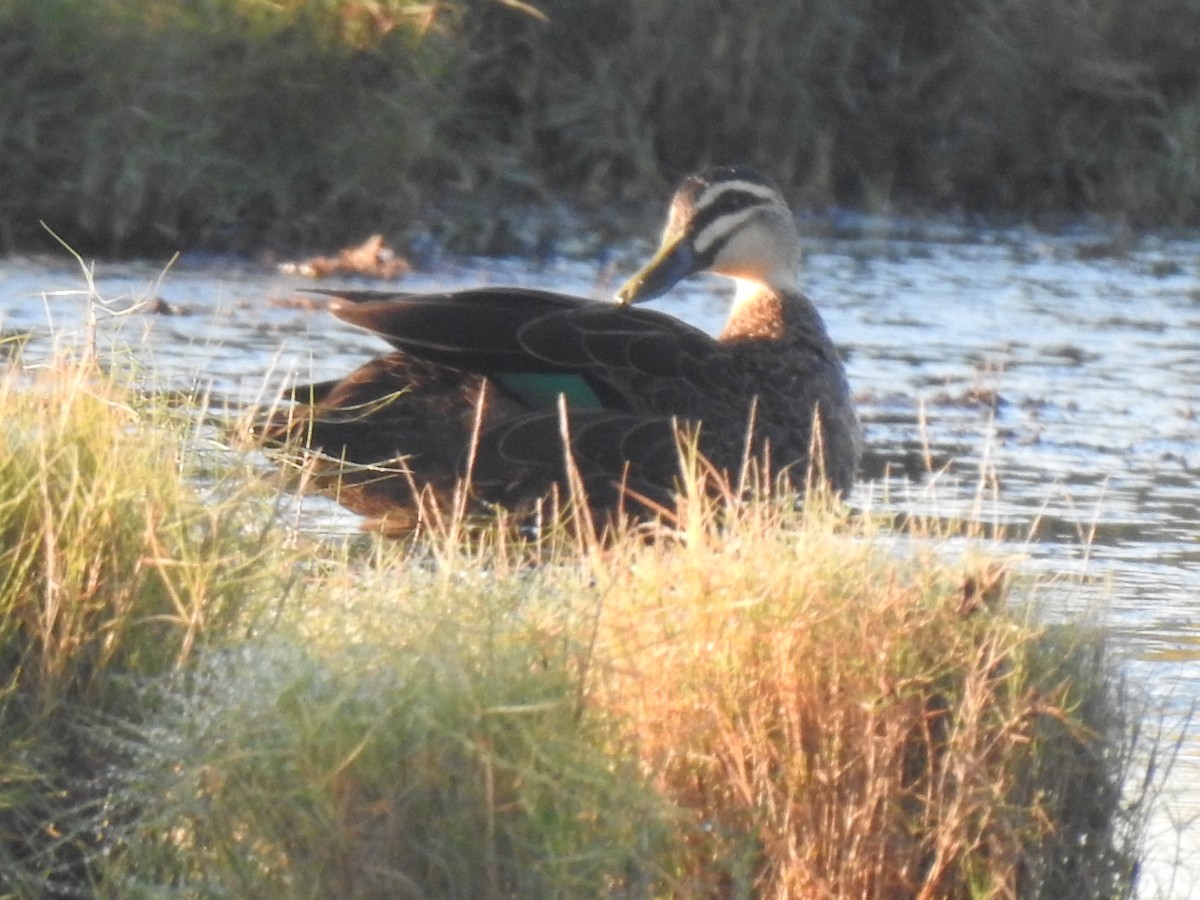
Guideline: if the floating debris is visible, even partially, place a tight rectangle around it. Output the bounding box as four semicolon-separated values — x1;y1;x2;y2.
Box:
278;234;411;279
265;293;324;311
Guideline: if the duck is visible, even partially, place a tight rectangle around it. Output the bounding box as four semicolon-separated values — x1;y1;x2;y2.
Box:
261;165;861;528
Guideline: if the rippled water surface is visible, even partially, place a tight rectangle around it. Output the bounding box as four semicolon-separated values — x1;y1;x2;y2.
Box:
2;221;1198;896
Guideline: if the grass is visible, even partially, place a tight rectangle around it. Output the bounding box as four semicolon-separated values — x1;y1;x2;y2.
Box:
0;329;1160;897
584;502;1147;897
3;0;1200;256
87;490;1154;898
0;348;295;894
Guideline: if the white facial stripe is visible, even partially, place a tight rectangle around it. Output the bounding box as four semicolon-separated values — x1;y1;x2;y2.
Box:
698;179;778;209
692;204;764;257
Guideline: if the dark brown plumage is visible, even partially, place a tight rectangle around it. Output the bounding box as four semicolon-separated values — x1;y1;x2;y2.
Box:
261;166;861;528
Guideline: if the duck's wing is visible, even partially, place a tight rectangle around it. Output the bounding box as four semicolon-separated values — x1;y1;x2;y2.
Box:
316;288;591;372
315;288;726;412
515;302;726;404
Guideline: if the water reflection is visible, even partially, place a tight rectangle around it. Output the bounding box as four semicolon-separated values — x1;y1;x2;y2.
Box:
1;221;1198;895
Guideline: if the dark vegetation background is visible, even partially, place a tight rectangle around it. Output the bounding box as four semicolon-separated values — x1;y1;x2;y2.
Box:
3;0;1200;256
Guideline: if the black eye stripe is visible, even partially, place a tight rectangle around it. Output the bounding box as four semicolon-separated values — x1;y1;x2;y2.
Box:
707;189;762;216
667;168;782;263
694;230;730;268
690;192;766;240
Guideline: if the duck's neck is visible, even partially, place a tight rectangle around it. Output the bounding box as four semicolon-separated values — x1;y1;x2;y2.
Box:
720;276;830;346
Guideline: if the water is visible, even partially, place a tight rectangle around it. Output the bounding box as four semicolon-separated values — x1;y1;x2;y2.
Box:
2;221;1198;896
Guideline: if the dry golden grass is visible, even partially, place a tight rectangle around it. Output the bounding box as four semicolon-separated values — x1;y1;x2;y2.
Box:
581;497;1140;898
0;352;1149;898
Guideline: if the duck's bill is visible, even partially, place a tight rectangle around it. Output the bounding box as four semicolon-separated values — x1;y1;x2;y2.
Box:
615;239;697;305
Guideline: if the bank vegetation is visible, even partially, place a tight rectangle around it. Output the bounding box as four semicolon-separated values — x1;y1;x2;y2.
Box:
2;0;1200;255
0;332;1159;897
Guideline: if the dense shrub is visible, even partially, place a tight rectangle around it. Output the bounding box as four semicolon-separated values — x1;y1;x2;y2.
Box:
2;0;1199;253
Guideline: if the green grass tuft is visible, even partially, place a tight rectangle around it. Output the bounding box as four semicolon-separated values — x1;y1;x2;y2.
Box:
0;353;295;893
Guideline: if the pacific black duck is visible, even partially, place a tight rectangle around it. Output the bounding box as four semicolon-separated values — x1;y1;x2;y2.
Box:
263;165;861;528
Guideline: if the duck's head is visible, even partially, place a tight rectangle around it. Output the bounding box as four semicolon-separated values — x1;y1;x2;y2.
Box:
616;165;800;305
